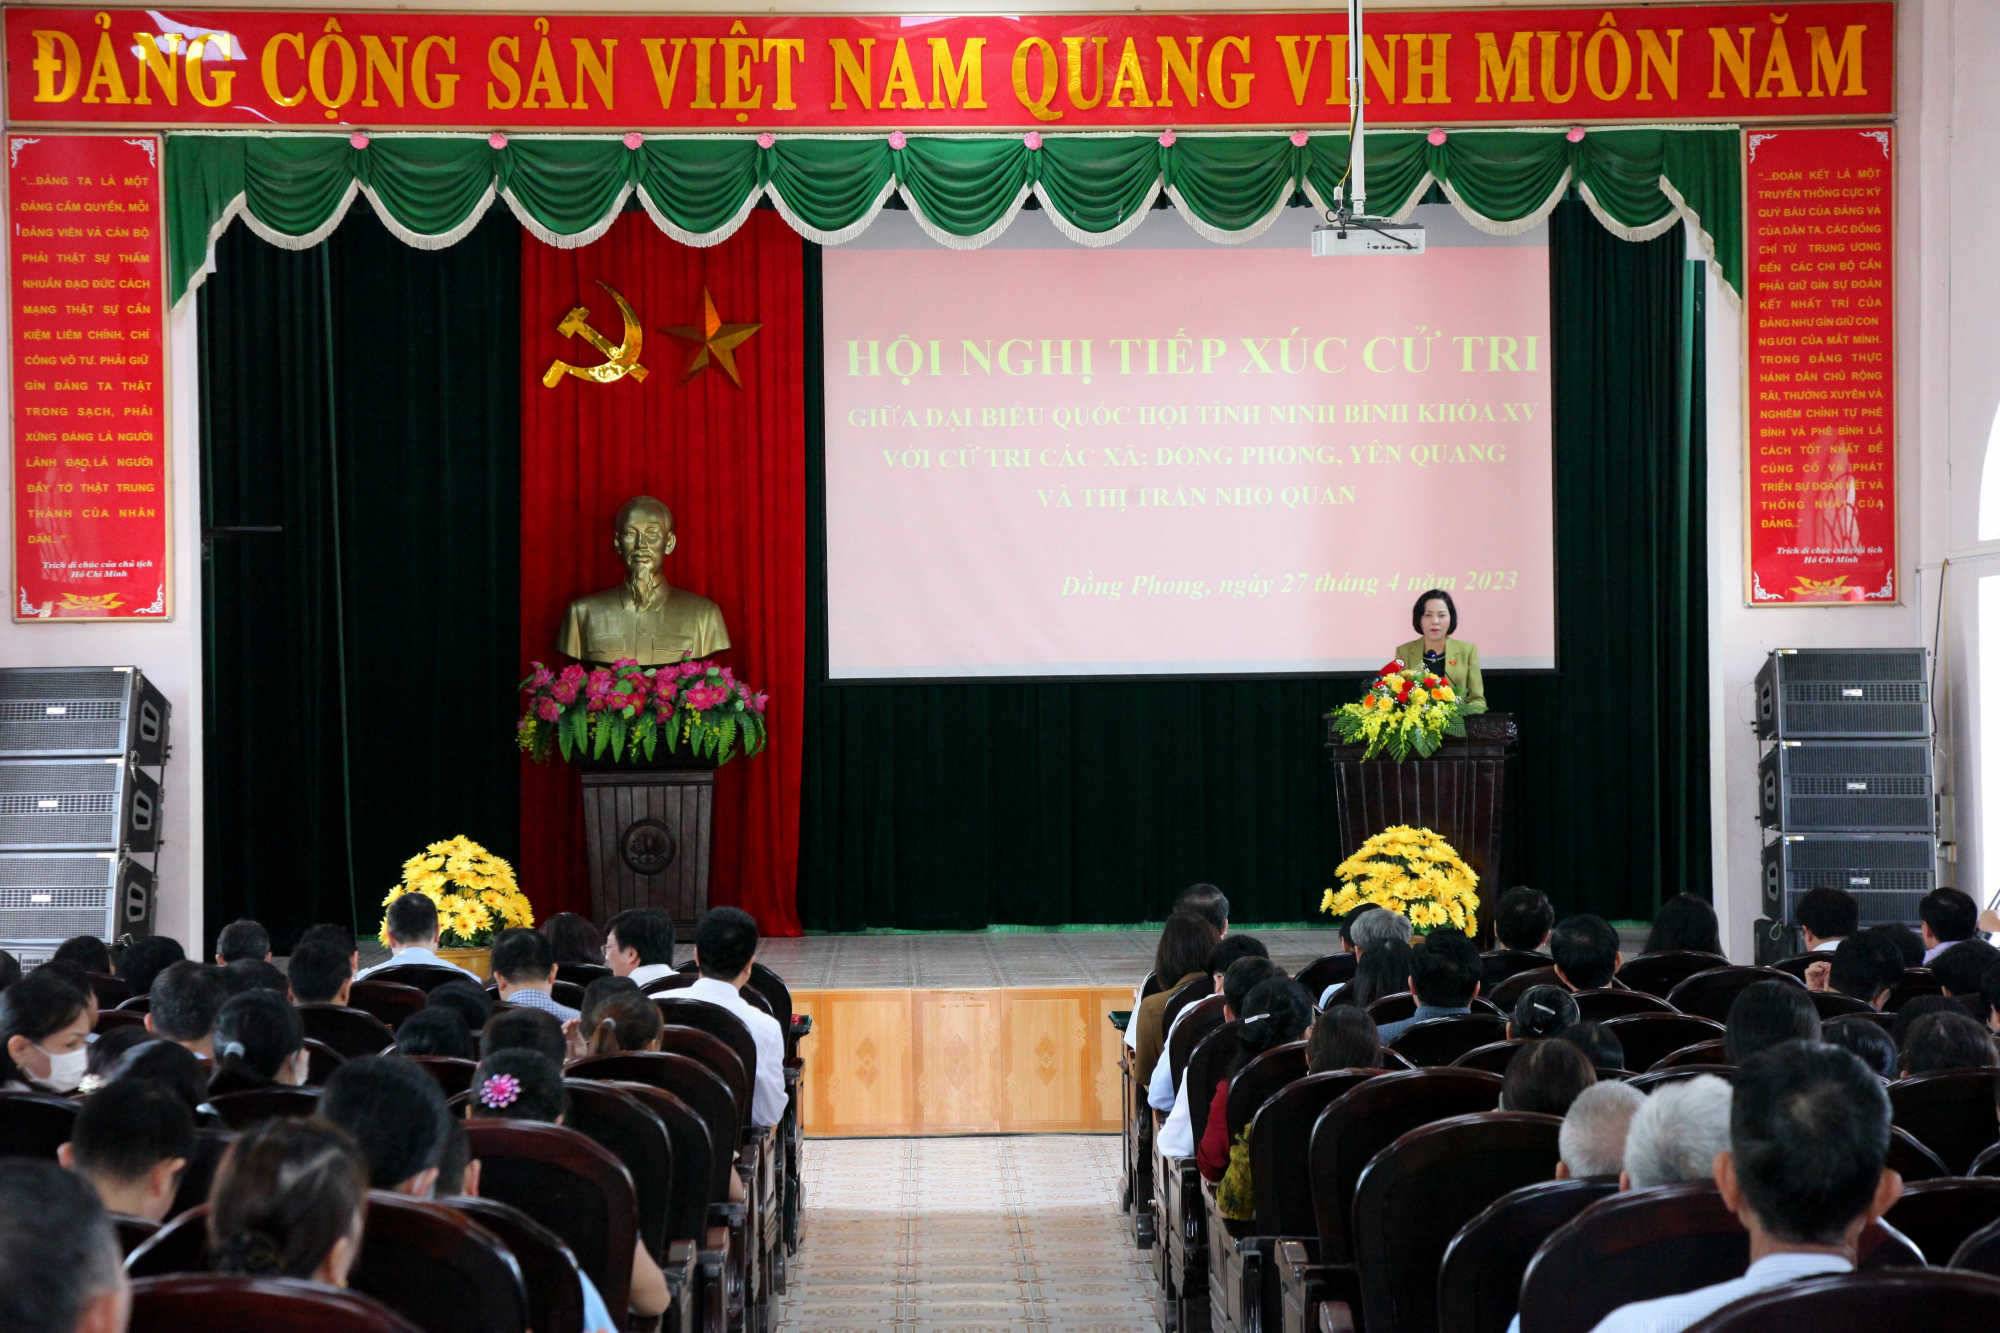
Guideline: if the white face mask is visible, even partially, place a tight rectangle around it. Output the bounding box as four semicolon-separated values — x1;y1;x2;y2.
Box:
36;1042;89;1093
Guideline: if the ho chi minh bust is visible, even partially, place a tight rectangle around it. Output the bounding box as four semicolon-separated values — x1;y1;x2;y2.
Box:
558;495;731;667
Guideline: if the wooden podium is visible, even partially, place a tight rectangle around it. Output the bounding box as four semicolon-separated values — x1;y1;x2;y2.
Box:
1325;712;1518;947
580;752;714;930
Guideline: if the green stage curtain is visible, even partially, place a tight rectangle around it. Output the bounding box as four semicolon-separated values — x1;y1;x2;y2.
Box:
198;208;521;951
166;130;1741;309
797;200;1709;931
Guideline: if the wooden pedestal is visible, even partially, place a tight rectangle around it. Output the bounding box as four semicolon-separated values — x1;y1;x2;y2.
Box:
1325;712;1518;947
581;760;714;930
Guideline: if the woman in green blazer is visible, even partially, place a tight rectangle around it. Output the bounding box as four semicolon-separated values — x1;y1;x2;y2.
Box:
1394;588;1487;714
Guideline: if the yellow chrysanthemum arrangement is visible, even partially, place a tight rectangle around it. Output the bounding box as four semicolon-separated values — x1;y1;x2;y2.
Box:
378;835;534;949
1320;824;1480;937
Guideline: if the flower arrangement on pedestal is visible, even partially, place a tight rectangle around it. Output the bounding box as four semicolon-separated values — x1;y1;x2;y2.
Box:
380;835;534;949
516;657;768;766
1320;825;1480;936
1326;659;1465;762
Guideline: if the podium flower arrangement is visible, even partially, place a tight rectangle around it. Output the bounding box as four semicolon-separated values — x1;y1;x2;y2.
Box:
516;657;769;766
379;835;534;949
1326;659;1465;762
1321;825;1480;936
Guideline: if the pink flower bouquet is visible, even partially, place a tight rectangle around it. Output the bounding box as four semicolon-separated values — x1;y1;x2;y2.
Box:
516;657;769;766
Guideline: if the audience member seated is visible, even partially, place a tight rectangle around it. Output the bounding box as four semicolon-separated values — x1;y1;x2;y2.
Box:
214;919;273;966
0;949;20;993
492;927;580;1023
1930;939;1999;1024
1589;1043;1902;1333
42;960;102;1032
1501;1037;1596;1115
207;1116;368;1286
220;959;289;997
60;1078;195;1222
1197;976;1312;1186
1920;888;1980;965
1983;957;2000;1035
1795;886;1859;953
1510;985;1580;1041
90;1040;208;1118
1556;1081;1645;1179
542;912;606;966
1559;1021;1625;1072
54;935;115;976
1336;903;1383;954
287;940;353;1007
395;1007;477;1060
1622;1074;1732;1190
143;962;226;1059
582;989;665;1056
1;965;92;1092
1893;995;1970;1046
117;936;185;999
1157;955;1282;1157
1822;1015;1900;1079
427;980;493;1035
579;975;642;1016
1807;932;1905;1009
469;1049;670;1321
1306;1005;1382;1073
482;1006;568;1067
685;907;788;1129
1378;931;1482;1045
298;923;361;977
1552;914;1622;991
1485;887;1556;991
1341;935;1414;1009
1867;921;1926;968
321;1055;450;1197
1899;1011;1998;1077
79;1027;152;1091
1643;894;1722;957
1175;882;1231;937
1724;979;1821;1066
0;1160;128;1333
1133;912;1222;1087
208;990;308;1095
1350;905;1413;953
604;908;679;988
359;893;481;982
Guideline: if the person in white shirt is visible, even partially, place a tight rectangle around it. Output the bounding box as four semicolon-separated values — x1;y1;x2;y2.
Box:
1794;886;1857;954
682;907;787;1129
605;908;679;989
1919;887;1980;965
356;894;482;982
1586;1041;1902;1333
1156;956;1281;1159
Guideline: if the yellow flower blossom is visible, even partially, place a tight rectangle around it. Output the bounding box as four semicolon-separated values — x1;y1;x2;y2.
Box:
376;834;533;948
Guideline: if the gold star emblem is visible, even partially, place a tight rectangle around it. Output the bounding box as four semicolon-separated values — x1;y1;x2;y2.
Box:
659;287;762;387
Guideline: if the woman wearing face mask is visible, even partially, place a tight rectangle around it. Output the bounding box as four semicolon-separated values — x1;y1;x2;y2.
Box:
207;990;309;1096
0;966;93;1093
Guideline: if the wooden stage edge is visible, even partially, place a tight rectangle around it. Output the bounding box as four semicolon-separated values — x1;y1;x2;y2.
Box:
790;986;1129;1137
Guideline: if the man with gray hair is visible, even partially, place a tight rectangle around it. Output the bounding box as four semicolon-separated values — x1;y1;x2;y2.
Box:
1320;909;1415;1007
1556;1081;1647;1180
1622;1075;1733;1190
0;1160;129;1333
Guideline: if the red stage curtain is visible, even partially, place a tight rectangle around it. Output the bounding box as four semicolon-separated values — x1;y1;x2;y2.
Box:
518;211;805;936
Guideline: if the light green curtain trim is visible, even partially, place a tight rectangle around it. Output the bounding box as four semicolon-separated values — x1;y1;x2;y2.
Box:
166;129;1741;309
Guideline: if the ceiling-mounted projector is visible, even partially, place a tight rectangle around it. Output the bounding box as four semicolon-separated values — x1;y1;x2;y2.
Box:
1311;221;1426;257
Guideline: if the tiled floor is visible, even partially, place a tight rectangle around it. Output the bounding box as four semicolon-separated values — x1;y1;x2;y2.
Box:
774;1135;1160;1333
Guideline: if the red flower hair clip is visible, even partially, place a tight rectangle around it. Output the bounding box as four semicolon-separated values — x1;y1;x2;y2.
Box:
479;1073;521;1109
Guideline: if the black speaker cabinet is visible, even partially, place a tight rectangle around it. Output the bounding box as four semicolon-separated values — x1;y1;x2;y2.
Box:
0;851;154;951
0;758;160;853
1758;741;1932;833
1761;833;1936;929
0;667;169;765
1754;648;1927;740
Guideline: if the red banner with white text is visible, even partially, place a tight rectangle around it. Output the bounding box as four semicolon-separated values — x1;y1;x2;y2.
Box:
6;4;1890;132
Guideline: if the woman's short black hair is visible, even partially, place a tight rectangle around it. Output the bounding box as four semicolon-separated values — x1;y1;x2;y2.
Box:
1643;894;1722;956
53;936;113;974
1410;588;1458;636
541;912;605;966
1153;912;1221;987
208;1117;367;1278
1510;985;1580;1041
1501;1037;1596;1115
395;1008;476;1060
1558;1021;1625;1071
1821;1015;1899;1079
470;1049;568;1123
1307;1006;1381;1073
320;1054;451;1190
427;981;493;1034
1899;1011;1999;1076
117;936;186;996
1345;937;1412;1009
1230;977;1314;1079
1724;979;1821;1065
0;967;90;1086
212;989;304;1081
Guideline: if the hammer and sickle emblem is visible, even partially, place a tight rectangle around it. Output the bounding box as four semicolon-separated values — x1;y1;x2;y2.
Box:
541;281;650;387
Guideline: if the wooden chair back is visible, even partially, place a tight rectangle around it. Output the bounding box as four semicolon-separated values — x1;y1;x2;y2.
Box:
447;1196;588;1333
654;1025;750;1121
1137;969;1163;1002
115;1214;161;1255
116;994;152;1012
301;1038;346;1087
640;972;696;995
1365;993;1417;1026
85;971;131;1007
556;962;613;987
1159;974;1214;1043
561;1080;673;1261
124;1204;210;1276
1951;1215;2000;1276
1889;1067;2000;1174
1489;967;1562;1012
361;964;471;993
1437;1179;1617;1333
1306;1067;1503;1265
1762;953;1819;981
1665;966;1805;1021
747;963;792;1028
1884;967;1945;1012
1972;1141;2000;1177
1597;1013;1725;1072
652;998;758;1100
1887;1125;1950;1183
1166;994;1227;1091
1452;1040;1525;1074
1223;1041;1307;1141
1481;949;1555;995
1615;951;1729;998
1571;988;1675;1021
1882;1178;2000;1269
296;1004;396;1060
348;1192;529;1333
565;1051;739;1192
462;1119;637;1319
1354;1111;1563;1333
1184;1019;1243;1150
598;1079;716;1236
407;1056;477;1096
128;1274;425;1333
1624;1065;1737;1093
167;1130;235;1218
1675;1270;2000;1333
208;1086;322;1129
0;1089;78;1159
345;980;427;1029
1246;1070;1378;1236
95;1009;149;1036
1389;1014;1508;1067
1654;1039;1730;1070
1296;953;1358;998
1810;990;1878;1019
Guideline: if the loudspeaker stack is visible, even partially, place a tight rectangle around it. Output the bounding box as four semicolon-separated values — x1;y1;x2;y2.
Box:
0;668;169;967
1752;648;1936;962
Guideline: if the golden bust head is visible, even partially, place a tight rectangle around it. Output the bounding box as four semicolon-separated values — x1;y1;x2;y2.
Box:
558;494;731;666
614;495;676;588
